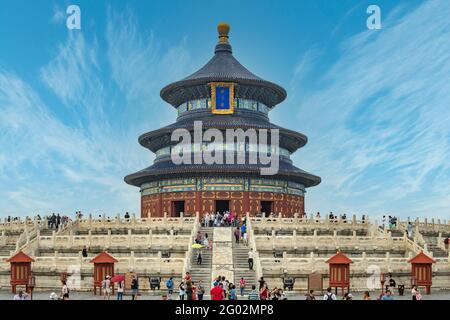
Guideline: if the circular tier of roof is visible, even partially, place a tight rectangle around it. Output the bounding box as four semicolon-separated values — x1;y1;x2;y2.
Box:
160;24;287;108
124;159;321;188
138;109;307;153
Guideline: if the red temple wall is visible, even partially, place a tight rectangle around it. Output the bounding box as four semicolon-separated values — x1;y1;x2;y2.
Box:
141;191;304;218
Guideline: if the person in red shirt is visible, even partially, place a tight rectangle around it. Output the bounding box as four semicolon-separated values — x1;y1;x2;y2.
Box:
210;283;224;300
259;284;270;300
184;272;192;282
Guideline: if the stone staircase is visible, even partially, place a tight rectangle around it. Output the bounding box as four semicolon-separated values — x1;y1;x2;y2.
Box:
189;227;213;293
233;241;257;296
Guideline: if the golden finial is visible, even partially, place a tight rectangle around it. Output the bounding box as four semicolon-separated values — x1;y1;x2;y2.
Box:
217;22;230;44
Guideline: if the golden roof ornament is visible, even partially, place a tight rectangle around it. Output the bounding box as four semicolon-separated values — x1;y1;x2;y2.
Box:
217;22;230;44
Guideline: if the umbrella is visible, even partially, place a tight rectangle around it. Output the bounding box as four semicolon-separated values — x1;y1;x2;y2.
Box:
111;275;125;283
192;243;203;249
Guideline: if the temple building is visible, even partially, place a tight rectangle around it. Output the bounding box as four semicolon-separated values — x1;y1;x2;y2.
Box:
124;23;321;218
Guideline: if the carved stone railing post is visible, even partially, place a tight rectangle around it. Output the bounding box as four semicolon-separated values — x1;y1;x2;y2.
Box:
292;229;297;250
128;229;132;249
148;229;152;248
52;230;56;248
271;230;276;250
87;230;92;247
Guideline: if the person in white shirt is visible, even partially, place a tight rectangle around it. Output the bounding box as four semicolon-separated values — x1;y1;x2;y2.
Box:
323;287;337;300
13;290;28;300
243;232;248;246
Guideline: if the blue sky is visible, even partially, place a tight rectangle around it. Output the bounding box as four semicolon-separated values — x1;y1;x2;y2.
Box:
0;0;449;220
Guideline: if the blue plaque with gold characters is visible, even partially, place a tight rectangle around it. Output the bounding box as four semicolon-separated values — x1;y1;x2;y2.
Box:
210;82;235;114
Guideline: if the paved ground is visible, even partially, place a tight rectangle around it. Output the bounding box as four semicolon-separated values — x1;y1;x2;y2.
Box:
1;289;449;300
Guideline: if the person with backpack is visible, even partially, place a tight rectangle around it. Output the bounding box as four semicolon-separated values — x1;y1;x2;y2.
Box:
323;287;336;300
117;280;124;300
61;280;69;300
166;277;174;296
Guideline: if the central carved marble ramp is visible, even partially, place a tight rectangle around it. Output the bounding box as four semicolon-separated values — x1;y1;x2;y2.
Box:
211;228;234;283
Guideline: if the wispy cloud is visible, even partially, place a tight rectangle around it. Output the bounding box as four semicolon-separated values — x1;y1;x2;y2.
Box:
290;0;450;219
0;7;192;216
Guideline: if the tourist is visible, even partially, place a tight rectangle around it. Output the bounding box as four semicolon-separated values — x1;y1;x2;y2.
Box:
210;283;224;300
186;281;193;300
184;272;192;282
197;280;205;300
240;223;247;237
248;248;254;270
323;287;336;300
239;277;246;296
82;246;88;258
258;277;265;290
363;291;371;300
117;279;124;300
305;289;315;300
343;292;353;300
388;274;396;292
381;290;394;300
229;284;237;300
13;290;29;300
444;236;449;250
271;287;279;300
204;213;210;227
61;280;69;300
259;284;270;300
178;282;186;300
411;285;422;300
247;285;259;300
210;213;215;227
166;277;174;296
407;222;414;239
197;249;203;265
278;288;286;300
102;275;112;300
243;231;248;246
234;227;240;243
195;231;202;244
315;212;320;222
203;234;210;250
131;275;139;300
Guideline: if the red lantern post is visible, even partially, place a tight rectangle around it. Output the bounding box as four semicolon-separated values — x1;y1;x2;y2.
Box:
408;251;435;295
326;252;353;296
90;251;118;295
7;251;35;294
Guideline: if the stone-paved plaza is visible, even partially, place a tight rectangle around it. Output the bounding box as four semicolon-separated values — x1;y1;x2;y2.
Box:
2;289;450;300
